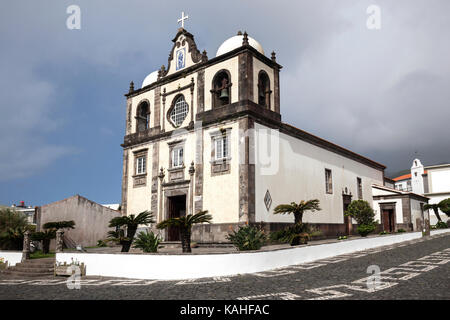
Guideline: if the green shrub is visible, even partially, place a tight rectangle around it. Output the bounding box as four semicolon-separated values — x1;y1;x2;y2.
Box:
338;236;347;240
133;230;161;253
435;221;448;229
290;233;310;246
397;228;406;233
379;231;389;235
227;225;266;251
357;224;375;237
269;223;310;244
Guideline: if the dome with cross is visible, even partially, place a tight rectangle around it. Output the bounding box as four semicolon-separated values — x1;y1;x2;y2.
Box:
216;33;265;57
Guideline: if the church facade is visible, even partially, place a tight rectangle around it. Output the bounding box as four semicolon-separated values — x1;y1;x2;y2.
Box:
121;27;387;242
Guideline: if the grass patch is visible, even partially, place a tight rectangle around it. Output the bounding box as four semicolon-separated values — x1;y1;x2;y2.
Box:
30;251;55;259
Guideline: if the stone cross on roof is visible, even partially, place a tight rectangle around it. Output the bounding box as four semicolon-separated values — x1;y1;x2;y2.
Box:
177;11;189;29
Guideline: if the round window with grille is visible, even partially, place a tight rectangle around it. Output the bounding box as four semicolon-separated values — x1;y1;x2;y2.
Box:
169;95;189;127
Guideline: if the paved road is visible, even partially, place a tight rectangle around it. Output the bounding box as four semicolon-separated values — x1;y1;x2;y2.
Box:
0;233;449;300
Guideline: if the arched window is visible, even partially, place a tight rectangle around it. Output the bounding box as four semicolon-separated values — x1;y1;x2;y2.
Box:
136;101;150;132
168;95;189;127
258;71;271;109
211;70;231;108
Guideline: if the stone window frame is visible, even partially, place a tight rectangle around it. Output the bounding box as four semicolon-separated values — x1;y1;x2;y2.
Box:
210;128;232;176
325;168;333;194
257;70;272;109
167;93;189;128
210;69;232;109
135;99;150;133
132;148;148;188
167;139;186;182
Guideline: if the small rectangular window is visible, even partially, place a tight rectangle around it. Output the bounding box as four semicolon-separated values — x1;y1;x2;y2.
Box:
136;156;146;175
325;169;333;194
172;146;184;168
357;177;363;199
215;135;229;160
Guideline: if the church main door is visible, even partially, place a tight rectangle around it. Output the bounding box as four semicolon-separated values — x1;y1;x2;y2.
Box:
167;195;186;241
343;194;353;235
382;209;395;232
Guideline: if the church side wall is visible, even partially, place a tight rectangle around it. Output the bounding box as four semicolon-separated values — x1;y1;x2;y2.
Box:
254;123;384;226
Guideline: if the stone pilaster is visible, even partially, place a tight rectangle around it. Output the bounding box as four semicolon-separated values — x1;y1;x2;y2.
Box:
154;86;161;129
151;142;159;214
238;51;254;102
273;66;280;115
194;124;204;213
22;230;31;262
197;69;205;113
121;149;129;216
238;117;255;223
55;229;64;253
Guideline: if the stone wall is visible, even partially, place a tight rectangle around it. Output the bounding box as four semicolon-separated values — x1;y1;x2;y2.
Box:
36;195;121;248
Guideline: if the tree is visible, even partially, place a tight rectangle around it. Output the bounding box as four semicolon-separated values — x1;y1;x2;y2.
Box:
0;208;30;250
133;230;161;253
423;204;442;222
345;200;376;237
0;208;28;234
108;211;155;252
157;211;212;253
31;230;56;254
43;220;75;230
438;198;450;217
273;200;321;225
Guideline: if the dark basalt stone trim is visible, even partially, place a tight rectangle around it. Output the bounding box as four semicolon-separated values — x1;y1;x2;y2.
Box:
197;69;205;114
373;193;429;202
162;179;190;188
154;86;161;128
151;142;159;213
126;45;282;98
121;149;129;216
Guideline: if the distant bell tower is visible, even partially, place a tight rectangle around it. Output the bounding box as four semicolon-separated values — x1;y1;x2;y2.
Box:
411;158;425;194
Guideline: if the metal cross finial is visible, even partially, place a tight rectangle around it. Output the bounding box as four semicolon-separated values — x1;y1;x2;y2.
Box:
178;11;189;29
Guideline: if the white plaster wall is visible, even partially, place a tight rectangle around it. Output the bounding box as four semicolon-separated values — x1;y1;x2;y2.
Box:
252;57;275;109
204;57;239;111
202;121;240;223
254;123;384;224
372;199;403;224
0;251;22;267
126;143;153;216
55;230;449;280
428;167;450;194
372;188;398;196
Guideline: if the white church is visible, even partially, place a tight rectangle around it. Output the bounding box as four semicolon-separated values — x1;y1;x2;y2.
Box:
121;17;396;242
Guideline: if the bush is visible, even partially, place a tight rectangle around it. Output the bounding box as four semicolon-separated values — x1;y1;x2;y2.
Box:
397;229;406;233
227;225;266;251
97;239;107;247
435;221;448;229
345;200;376;225
290;232;310;246
133;230;161;253
357;224;375;237
379;231;389;235
269;223;310;244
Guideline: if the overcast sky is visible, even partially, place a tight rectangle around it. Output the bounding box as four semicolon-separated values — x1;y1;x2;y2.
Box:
0;0;449;206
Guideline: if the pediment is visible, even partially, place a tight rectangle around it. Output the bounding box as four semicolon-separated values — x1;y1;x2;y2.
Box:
160;28;207;78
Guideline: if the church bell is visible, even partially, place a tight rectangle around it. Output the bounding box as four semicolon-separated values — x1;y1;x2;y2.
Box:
219;88;229;100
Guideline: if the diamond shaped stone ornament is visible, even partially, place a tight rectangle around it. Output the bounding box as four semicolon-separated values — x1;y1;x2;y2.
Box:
264;190;272;211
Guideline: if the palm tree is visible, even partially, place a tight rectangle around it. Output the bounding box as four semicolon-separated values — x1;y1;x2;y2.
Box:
273;199;321;224
157;211;212;253
438;198;450;218
424;203;442;222
108;211;155;252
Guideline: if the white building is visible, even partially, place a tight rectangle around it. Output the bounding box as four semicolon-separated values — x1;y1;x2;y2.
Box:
121;26;387;242
10;201;36;225
393;159;450;224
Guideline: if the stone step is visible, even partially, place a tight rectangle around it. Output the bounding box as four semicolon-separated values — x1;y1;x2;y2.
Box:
15;262;55;269
1;270;54;277
11;266;54;273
